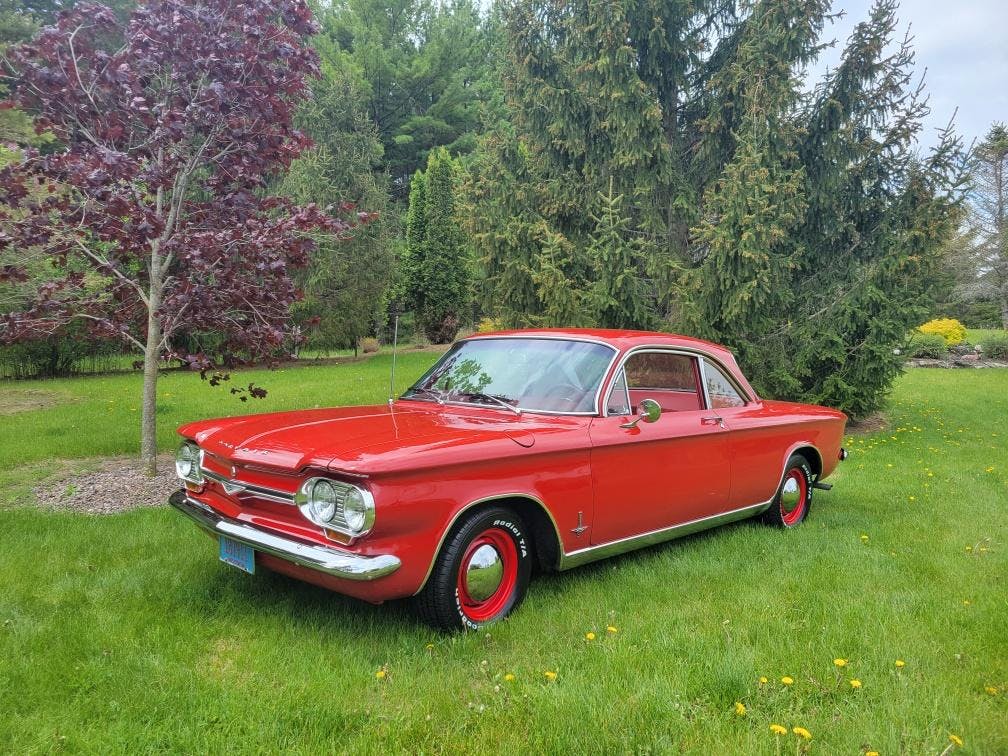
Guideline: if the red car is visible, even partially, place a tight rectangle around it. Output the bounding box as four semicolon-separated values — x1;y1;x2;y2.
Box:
170;329;847;630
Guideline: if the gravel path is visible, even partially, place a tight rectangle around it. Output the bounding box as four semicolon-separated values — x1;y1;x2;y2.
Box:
33;454;180;514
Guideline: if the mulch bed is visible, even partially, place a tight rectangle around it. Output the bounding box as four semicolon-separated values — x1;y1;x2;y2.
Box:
33;454;179;515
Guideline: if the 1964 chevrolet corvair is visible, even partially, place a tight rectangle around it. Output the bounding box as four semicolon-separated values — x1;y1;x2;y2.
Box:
169;329;848;630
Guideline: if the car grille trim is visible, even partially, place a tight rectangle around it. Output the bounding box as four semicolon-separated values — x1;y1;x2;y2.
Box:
200;467;296;505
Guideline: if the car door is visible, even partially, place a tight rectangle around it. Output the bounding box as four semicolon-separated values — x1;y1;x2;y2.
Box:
587;349;733;545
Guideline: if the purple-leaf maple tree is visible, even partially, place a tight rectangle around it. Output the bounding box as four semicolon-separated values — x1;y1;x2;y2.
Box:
0;0;369;474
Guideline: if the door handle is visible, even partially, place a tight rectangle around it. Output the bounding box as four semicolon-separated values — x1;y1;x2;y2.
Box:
701;416;725;427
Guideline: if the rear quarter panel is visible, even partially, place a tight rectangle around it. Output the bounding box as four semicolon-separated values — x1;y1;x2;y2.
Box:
721;400;847;507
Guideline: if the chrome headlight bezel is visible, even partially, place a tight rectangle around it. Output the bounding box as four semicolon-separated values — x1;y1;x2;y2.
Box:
175;441;204;485
295;476;375;538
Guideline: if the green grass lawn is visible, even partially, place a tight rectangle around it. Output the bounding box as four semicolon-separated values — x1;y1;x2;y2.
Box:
0;363;1005;754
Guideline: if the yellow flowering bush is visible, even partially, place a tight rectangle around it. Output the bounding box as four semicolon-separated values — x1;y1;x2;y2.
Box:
917;318;967;346
476;317;504;333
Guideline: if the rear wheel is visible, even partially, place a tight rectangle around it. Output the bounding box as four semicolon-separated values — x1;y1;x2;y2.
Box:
763;454;813;528
415;507;532;632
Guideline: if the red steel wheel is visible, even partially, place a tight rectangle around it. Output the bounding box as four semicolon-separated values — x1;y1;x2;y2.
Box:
415;506;532;632
763;454;814;528
455;527;519;624
779;469;808;526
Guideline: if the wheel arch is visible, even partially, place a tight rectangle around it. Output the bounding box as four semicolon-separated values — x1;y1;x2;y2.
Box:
787;443;823;479
413;493;563;595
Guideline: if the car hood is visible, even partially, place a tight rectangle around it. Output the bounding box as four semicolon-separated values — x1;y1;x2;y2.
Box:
178;402;563;476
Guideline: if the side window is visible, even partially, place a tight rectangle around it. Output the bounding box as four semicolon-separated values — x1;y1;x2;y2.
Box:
605;369;631;415
704;361;746;409
612;352;703;413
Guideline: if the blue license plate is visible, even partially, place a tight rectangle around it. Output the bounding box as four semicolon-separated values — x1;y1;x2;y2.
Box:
219;536;255;574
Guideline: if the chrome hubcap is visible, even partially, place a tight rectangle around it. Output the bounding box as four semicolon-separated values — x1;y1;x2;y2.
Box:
463;544;504;602
781;476;801;511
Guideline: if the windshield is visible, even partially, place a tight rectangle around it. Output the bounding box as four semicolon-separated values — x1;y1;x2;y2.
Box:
403;337;616;414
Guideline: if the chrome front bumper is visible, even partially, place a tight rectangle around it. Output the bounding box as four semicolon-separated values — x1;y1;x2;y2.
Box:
168;490;401;581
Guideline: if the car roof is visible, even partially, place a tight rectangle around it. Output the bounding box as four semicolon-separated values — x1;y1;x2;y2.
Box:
463;328;736;359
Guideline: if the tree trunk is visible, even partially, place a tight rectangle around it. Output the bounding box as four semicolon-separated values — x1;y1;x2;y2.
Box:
1001;291;1008;331
140;276;162;476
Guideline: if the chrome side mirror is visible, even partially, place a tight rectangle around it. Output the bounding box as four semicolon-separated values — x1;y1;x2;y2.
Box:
620;398;661;429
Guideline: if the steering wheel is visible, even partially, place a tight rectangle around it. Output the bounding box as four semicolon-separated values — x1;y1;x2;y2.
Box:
540;381;585;411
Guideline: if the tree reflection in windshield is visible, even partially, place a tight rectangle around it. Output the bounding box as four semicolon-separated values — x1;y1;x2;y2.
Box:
403;337;616;413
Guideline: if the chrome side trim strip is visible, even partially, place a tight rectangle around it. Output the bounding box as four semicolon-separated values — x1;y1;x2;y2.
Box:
558;500;772;570
168;491;400;581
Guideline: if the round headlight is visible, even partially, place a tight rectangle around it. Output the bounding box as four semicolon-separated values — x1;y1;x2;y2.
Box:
175;441;203;484
295;476;375;538
343;487;368;533
310;479;338;523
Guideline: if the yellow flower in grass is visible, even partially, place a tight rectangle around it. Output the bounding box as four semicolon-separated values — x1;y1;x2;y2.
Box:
759;676;768;685
860;534;870;543
585;632;596;641
792;726;812;740
895;659;906;668
985;686;998;695
949;733;964;747
503;673;515;682
544;670;557;681
375;667;387;680
733;701;746;717
833;658;847;668
781;676;794;686
769;724;788;736
866;751;879;756
849;678;862;689
607;625;618;634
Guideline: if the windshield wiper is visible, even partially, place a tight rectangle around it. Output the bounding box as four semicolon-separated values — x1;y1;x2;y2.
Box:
407;387;446;404
461;392;522;416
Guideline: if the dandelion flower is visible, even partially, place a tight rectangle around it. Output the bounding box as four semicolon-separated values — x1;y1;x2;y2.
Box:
860;534;870;542
544;670;557;681
949;733;963;747
607;625;618;634
375;668;387;680
895;659;905;668
985;686;998;695
769;724;787;736
734;701;746;716
585;632;596;641
866;751;879;756
792;726;812;740
425;643;434;651
833;658;847;668
985;466;994;473
504;673;515;682
759;676;768;685
849;678;862;689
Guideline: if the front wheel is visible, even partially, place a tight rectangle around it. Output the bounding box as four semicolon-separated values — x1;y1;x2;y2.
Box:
762;454;813;528
415;507;532;632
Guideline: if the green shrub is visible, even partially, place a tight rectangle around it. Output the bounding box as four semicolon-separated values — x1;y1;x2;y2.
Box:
980;332;1008;359
907;333;948;359
918;317;967;346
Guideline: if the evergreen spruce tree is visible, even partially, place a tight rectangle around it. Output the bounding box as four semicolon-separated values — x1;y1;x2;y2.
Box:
469;0;964;417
